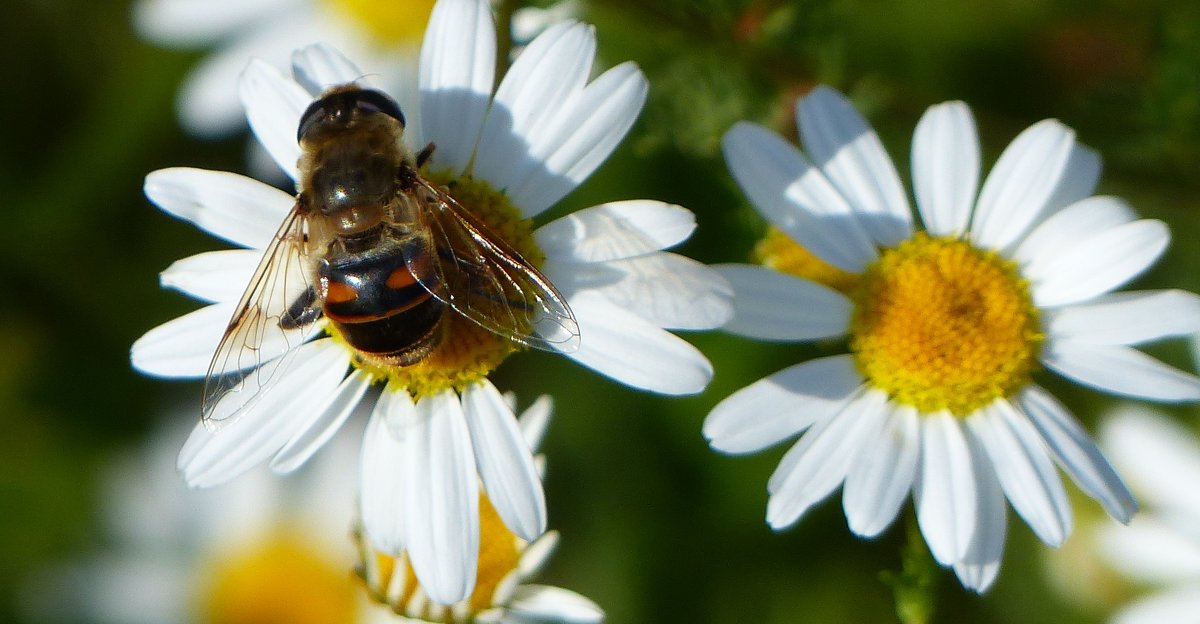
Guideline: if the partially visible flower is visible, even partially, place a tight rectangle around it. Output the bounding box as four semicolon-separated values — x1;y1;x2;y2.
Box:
132;0;730;606
705;85;1200;592
356;396;604;624
1092;405;1200;624
134;0;434;137
22;418;385;624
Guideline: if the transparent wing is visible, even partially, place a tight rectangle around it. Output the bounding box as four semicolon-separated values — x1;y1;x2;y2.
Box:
201;206;325;428
407;177;580;352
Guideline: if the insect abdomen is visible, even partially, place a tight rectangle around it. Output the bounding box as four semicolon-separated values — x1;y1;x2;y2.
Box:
320;241;445;362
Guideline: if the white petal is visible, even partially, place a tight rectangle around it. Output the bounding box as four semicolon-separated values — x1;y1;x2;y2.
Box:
270;370;371;474
915;411;977;565
563;292;712;394
911;101;979;237
132;0;294;46
722;122;878;273
1101;405;1200;519
239;58;311;180
517;395;554;451
970;119;1076;252
1045;290;1200;346
518;531;559;578
418;0;496;174
1018;385;1136;523
704;355;862;454
290;42;366;95
473;21;595;191
952;431;1007;593
766;390;889;529
360;389;413;554
507;585;604;623
160;249;260;303
507;62;648;217
1111;586;1200;624
966;400;1072;547
1027;219;1170;308
177;340;348;487
713;264;851;341
1098;517;1200;585
403;390;480;605
843;404;920;537
461;380;546;541
1013;195;1136;266
546;253;733;331
797;86;912;246
130;302;233;378
1042;340;1200;401
535;201;695;263
144;168;294;249
1044;143;1102;215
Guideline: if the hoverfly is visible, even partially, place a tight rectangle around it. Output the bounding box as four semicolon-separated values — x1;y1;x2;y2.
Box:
202;84;580;426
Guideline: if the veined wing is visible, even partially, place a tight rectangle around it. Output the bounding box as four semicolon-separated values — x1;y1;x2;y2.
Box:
201;206;325;428
407;177;580;352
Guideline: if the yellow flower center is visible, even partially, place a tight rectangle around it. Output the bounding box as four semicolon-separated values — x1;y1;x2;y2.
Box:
329;174;542;399
325;0;437;47
359;495;523;621
198;532;358;624
755;226;860;295
848;234;1043;416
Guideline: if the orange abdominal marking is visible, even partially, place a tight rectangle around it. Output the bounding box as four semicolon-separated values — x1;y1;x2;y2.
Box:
386;267;418;289
326;281;358;304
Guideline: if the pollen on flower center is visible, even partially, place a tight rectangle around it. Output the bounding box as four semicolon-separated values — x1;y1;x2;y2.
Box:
199;532;358;624
848;233;1043;416
325;0;437;46
358;495;523;621
330;174;541;399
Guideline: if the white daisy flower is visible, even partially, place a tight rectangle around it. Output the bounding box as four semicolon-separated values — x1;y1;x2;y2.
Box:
132;0;730;606
134;0;434;137
1092;405;1200;624
357;396;604;624
703;85;1200;592
23;419;385;624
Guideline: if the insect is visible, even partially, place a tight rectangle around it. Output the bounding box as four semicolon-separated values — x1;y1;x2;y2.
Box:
202;84;580;426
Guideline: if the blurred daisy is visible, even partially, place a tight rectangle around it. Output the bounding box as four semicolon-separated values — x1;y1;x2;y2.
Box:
132;0;730;605
1092;406;1200;624
357;396;604;623
704;85;1200;592
23;419;382;624
134;0;434;137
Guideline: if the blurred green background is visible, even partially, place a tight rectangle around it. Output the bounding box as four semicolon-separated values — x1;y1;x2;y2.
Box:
3;0;1200;622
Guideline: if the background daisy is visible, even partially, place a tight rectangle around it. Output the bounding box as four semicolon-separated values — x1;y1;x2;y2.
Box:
1090;405;1200;624
704;85;1200;593
131;0;730;606
21;417;385;624
133;0;433;137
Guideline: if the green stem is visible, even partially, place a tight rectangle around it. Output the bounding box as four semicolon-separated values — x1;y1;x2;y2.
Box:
882;511;939;624
494;0;519;84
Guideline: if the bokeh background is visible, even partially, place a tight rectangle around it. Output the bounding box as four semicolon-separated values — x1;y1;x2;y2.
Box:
3;0;1200;622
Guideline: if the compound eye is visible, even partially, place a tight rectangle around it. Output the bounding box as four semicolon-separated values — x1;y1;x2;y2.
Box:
297;98;329;142
354;89;405;127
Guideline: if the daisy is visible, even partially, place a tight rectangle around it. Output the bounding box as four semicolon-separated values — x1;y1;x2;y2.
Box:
1092;405;1200;624
703;85;1200;592
23;417;384;624
132;0;731;605
134;0;434;137
356;396;605;624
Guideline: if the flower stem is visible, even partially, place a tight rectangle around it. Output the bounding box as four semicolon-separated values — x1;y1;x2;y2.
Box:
881;511;938;624
494;0;519;83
